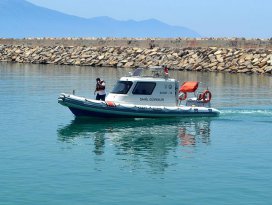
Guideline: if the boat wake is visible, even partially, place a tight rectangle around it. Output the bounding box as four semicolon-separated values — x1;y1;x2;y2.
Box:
220;108;272;116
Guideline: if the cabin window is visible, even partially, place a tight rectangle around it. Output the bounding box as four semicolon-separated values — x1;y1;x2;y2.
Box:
132;82;156;95
111;81;133;94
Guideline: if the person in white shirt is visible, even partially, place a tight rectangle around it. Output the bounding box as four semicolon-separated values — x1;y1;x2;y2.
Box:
94;78;106;101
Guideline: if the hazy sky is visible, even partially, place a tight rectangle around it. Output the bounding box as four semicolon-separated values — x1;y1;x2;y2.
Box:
26;0;272;38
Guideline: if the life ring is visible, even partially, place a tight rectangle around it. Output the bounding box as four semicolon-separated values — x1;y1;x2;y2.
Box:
197;93;203;101
202;90;212;103
178;91;187;101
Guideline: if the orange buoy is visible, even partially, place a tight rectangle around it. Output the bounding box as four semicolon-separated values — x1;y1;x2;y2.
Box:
106;101;116;107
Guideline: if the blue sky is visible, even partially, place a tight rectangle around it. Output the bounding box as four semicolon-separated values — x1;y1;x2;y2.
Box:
26;0;272;38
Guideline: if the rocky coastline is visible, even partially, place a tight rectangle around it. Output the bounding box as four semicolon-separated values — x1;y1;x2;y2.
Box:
0;38;272;75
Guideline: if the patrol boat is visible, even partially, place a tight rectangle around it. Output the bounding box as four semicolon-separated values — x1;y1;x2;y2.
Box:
58;67;220;118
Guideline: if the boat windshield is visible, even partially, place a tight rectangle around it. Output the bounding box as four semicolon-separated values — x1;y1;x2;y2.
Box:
132;82;156;95
111;81;133;94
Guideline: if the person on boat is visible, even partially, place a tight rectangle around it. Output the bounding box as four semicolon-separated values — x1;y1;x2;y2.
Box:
94;78;106;101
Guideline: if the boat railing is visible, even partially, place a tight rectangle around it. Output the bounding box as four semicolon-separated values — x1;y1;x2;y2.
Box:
128;66;168;78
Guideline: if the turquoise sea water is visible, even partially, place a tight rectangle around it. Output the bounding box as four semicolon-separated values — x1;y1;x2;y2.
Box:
1;62;272;205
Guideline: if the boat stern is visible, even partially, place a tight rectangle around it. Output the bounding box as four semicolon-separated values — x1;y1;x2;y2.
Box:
210;108;220;116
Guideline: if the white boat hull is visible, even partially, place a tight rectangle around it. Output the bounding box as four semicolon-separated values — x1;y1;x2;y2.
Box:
58;93;220;118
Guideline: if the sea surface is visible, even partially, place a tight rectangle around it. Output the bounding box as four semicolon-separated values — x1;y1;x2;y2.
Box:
1;62;272;205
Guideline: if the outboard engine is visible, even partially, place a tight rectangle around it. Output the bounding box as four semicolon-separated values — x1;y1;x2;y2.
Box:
186;90;212;108
178;81;212;108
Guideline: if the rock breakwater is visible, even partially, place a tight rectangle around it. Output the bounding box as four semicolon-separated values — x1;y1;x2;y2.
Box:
0;44;272;75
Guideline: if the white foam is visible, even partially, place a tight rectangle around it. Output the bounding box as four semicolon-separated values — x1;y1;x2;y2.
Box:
220;109;272;117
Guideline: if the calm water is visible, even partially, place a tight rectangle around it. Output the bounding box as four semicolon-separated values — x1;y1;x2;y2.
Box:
1;62;272;205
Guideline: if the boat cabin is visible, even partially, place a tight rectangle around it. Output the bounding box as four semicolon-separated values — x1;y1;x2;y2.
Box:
106;67;179;106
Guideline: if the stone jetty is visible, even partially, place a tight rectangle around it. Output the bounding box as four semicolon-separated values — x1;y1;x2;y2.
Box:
0;38;272;75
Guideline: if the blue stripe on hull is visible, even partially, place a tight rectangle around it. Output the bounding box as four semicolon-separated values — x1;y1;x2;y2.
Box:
60;96;219;118
68;106;218;118
69;107;137;118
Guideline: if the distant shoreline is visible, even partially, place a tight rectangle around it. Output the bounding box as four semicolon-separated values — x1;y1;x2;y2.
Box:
0;38;272;75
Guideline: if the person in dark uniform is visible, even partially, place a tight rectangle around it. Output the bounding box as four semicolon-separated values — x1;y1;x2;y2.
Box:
94;78;106;101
